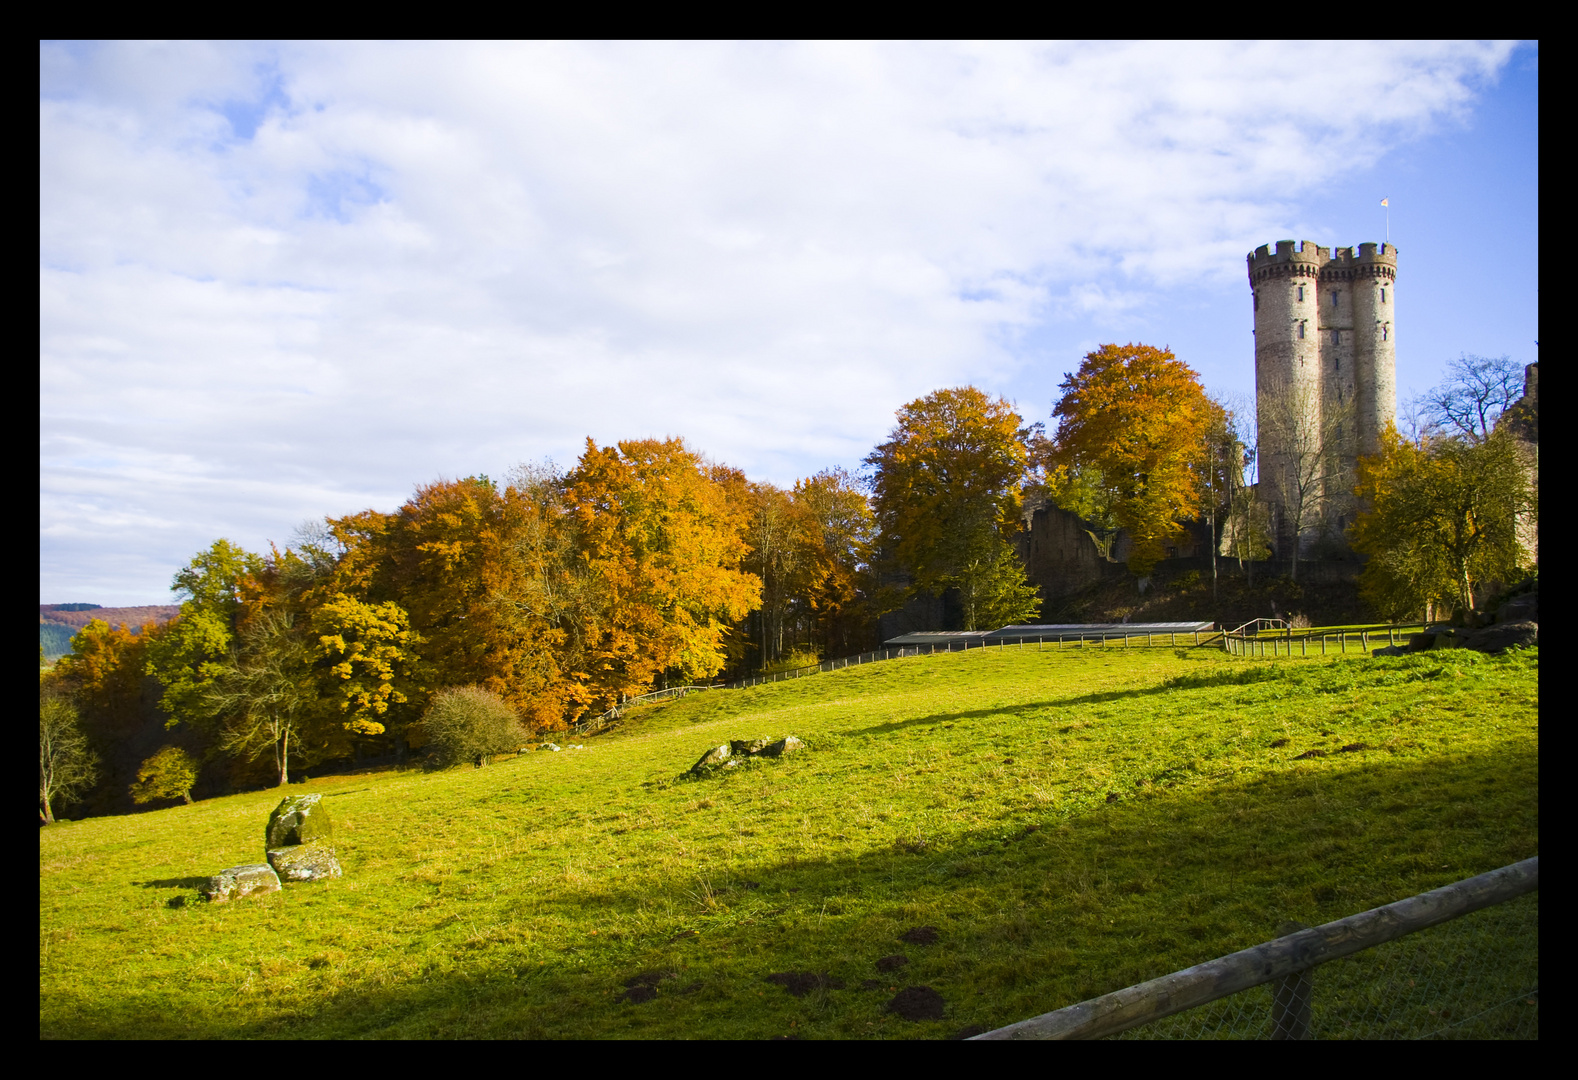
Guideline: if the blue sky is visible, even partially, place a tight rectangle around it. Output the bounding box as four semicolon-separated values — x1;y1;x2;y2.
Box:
40;41;1538;605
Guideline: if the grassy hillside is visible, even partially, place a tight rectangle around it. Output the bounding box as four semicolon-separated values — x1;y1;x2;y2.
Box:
40;643;1537;1039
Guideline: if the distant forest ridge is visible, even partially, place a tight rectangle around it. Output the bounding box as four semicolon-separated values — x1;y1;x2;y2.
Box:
40;603;182;661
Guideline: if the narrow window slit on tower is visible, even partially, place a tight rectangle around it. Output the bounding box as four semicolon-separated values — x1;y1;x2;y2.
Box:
1298;286;1304;301
1381;287;1387;302
1298;322;1305;339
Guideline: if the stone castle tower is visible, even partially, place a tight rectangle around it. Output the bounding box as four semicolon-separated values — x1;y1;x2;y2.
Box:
1248;239;1397;553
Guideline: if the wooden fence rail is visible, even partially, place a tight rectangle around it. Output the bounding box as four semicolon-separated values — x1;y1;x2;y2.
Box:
971;856;1539;1041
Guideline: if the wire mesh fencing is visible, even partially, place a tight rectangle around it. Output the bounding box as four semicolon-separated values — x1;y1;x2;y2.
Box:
1113;889;1538;1040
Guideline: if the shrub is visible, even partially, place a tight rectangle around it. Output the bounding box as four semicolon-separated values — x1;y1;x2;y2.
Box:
130;746;200;805
1173;570;1203;592
420;686;526;769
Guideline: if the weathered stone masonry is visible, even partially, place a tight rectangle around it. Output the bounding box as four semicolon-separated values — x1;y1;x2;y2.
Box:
1249;239;1397;551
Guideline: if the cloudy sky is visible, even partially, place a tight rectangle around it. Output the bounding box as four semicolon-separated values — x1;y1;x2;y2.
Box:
41;41;1538;606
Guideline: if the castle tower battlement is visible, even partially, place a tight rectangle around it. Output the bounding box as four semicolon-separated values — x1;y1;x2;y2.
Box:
1249;239;1397;558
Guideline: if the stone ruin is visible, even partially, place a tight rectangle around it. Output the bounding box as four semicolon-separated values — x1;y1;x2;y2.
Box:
202;792;343;901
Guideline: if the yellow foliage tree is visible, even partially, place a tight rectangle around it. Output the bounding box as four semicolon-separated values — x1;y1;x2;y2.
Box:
1351;425;1535;623
866;387;1041;630
1049;343;1215;576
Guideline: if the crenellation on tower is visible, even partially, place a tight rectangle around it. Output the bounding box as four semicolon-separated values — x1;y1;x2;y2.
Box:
1249;239;1396;557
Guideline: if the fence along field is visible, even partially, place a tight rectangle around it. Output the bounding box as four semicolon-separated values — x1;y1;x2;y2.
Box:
39;642;1537;1039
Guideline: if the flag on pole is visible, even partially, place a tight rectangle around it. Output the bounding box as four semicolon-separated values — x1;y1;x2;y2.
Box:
1380;198;1389;206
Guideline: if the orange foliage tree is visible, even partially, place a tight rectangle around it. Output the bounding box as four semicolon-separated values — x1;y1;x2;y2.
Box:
327;476;570;732
564;438;759;710
1048;344;1217;576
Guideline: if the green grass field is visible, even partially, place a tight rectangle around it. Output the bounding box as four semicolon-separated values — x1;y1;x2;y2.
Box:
40;643;1538;1039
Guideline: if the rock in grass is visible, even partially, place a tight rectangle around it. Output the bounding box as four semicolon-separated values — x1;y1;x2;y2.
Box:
690;743;732;774
1462;621;1537;654
265;794;332;849
203;863;281;902
758;736;804;758
693;736;802;775
267;840;343;883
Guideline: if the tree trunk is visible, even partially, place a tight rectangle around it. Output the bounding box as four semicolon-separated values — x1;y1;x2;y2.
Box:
278;726;290;787
41;790;54;825
182;792;193;805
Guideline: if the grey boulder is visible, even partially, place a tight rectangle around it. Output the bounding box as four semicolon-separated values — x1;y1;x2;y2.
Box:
1462;621;1538;654
690;743;733;774
759;736;804;757
204;863;281;902
267;840;343;883
265;793;332;849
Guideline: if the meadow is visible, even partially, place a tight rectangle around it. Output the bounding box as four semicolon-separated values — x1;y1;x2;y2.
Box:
40;642;1538;1039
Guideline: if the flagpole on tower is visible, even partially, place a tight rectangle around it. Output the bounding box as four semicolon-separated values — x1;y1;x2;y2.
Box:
1381;197;1390;245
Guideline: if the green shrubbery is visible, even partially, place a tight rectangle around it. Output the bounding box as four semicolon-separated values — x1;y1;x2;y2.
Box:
420;686;526;768
130;746;200;805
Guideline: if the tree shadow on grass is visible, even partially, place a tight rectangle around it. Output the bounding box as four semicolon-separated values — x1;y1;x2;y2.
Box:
50;745;1537;1040
849;687;1174;736
848;664;1329;736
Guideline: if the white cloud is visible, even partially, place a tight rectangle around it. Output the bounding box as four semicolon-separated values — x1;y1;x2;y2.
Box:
40;40;1519;603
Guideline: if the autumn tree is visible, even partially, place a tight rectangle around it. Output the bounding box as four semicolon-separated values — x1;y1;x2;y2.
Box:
130;746;200;805
309;592;421;740
1351;426;1535;624
1048;344;1214;577
564;438;759;712
327;475;568;731
793;468;877;657
866;387;1042;630
46;617;168;809
40;692;99;824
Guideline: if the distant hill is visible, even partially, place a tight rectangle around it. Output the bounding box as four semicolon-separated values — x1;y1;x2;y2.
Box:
40;603;182;661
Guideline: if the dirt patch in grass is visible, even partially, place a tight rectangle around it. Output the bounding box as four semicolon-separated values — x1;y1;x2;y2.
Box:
899;926;939;945
876;954;909;972
765;972;845;997
887;985;946;1020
